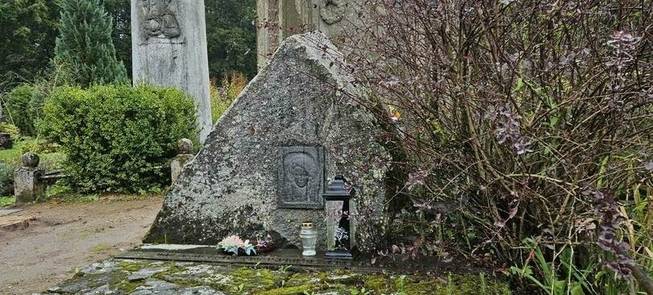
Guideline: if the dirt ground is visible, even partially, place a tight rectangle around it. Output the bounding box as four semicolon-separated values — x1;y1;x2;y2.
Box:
0;197;163;295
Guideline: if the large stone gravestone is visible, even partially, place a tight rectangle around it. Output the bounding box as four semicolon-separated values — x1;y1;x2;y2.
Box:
131;0;212;143
145;32;390;252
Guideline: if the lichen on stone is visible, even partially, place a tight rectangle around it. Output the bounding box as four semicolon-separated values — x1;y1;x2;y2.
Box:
144;32;393;253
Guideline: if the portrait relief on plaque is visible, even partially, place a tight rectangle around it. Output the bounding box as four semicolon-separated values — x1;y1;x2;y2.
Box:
278;146;325;209
140;0;181;40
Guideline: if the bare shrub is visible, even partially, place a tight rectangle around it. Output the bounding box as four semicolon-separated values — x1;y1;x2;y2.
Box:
343;0;652;277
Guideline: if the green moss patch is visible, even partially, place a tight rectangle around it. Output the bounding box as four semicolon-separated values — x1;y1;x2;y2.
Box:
52;259;512;294
118;260;150;272
228;267;287;293
257;284;319;295
115;280;142;293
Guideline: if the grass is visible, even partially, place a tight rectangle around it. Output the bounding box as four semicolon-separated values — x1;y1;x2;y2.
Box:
1;186;161;208
0;138;161;206
0;196;15;207
0;137;65;206
44;183;163;204
210;72;246;123
0;137;66;170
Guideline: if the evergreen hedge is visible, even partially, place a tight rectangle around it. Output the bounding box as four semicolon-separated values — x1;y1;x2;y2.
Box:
40;85;197;193
1;84;46;136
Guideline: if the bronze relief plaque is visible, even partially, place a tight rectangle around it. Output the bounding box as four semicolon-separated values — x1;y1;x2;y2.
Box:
140;0;181;41
278;146;325;209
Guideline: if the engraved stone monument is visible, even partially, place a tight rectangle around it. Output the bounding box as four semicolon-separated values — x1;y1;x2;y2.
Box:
131;0;212;143
146;32;390;253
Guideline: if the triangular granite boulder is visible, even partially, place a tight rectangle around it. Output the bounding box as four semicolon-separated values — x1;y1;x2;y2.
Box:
145;32;391;252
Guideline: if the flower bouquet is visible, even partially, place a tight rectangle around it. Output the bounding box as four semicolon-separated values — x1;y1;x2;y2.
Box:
217;235;257;256
254;234;276;254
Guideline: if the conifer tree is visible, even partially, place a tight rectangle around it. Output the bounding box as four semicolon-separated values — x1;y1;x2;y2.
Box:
53;0;128;86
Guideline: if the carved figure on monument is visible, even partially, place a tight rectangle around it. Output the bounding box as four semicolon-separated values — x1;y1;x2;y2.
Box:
320;0;346;25
132;0;212;143
285;154;315;201
141;0;181;39
279;146;324;209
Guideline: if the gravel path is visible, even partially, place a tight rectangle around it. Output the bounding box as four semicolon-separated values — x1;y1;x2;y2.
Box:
0;197;162;294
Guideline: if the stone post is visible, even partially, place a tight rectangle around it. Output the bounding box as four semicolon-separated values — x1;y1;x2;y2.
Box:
0;101;10;149
0;133;12;149
131;0;212;144
171;138;194;183
14;153;46;204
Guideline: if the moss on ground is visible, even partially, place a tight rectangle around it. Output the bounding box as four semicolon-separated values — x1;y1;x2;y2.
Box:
118;260;149;272
72;259;511;294
364;274;393;292
115;280;142;293
257;284;319;295
228;267;287;293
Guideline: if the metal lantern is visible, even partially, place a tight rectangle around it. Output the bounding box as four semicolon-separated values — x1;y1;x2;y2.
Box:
322;175;354;259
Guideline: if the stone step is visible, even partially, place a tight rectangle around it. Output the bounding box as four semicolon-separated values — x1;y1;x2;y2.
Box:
116;247;357;271
0;215;36;232
0;208;22;217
